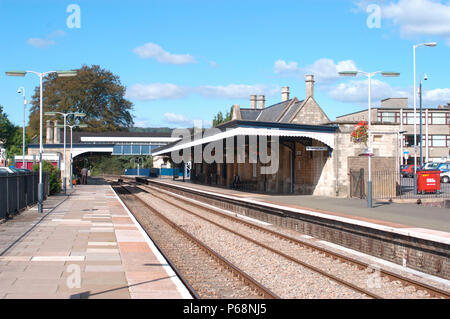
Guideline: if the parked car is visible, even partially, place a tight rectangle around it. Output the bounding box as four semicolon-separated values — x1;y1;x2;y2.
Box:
441;171;450;183
0;167;15;174
0;167;25;175
400;165;417;178
423;162;450;172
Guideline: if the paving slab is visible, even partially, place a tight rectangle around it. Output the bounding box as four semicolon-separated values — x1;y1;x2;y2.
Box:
0;181;191;299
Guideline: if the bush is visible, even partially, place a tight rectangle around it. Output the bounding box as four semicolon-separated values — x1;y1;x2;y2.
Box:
33;160;61;195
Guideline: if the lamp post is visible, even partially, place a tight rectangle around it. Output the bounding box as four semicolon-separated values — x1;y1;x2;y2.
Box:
6;70;77;213
67;123;88;188
413;43;436;175
418;74;428;168
17;87;27;170
46;112;85;194
339;70;400;208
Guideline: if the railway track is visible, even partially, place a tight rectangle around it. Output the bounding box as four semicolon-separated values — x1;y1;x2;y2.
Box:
113;184;279;299
141;180;450;299
114;182;373;298
121;177;450;299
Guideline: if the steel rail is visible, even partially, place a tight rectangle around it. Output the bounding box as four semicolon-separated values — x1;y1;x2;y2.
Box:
129;183;382;299
118;185;280;299
141;179;450;300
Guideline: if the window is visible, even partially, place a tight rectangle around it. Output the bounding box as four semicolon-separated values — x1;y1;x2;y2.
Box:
378;112;399;123
430;135;450;147
430;112;449;125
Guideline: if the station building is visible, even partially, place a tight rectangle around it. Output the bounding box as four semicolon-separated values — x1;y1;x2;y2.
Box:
154;75;449;197
154;75;341;196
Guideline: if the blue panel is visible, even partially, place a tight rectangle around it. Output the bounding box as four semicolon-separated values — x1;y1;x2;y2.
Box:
112;145;123;155
141;145;150;155
123;145;131;155
132;145;141;154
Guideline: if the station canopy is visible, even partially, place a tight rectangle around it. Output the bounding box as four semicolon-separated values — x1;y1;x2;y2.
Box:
153;120;337;156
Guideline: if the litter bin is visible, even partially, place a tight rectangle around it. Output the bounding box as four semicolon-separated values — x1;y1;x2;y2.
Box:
417;170;440;194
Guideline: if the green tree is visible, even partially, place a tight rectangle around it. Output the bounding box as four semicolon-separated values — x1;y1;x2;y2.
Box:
33;160;61;195
212;106;233;127
0;105;27;158
28;65;134;138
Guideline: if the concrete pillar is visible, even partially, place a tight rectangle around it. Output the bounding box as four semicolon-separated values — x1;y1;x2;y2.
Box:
250;95;257;109
306;74;315;99
46;120;54;144
281;86;290;102
258;95;265;109
53;120;60;144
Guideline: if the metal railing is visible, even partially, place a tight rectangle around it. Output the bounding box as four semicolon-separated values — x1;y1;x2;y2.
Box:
350;169;450;200
0;172;50;220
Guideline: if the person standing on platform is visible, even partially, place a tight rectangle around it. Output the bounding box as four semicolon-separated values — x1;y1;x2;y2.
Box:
81;167;88;185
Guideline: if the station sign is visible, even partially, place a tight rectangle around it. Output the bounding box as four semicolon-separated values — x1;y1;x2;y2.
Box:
306;146;328;151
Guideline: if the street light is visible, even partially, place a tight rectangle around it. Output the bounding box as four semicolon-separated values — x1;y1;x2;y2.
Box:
418;74;428;168
6;69;78;213
339;70;400;208
45;111;85;194
17;87;27;170
413;42;437;176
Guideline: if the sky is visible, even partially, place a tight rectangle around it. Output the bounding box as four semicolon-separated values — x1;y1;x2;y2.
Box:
0;0;449;129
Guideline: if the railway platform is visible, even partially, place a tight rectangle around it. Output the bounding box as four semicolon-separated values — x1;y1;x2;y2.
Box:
154;178;450;235
0;178;191;299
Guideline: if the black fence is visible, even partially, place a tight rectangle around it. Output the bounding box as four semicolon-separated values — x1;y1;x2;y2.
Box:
350;169;450;200
0;172;50;220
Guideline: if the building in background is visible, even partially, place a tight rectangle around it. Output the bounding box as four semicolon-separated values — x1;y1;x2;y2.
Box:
335;98;450;165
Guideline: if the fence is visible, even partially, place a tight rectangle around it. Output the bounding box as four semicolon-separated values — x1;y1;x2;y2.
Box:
0;172;50;220
349;169;450;200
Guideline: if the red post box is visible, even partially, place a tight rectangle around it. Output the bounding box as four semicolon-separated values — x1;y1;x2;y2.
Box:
417;170;441;194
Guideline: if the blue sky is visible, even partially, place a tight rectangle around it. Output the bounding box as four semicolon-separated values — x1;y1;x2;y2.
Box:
0;0;449;128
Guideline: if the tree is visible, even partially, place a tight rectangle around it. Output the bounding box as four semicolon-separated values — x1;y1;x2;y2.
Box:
28;65;133;138
33;160;61;194
212;106;233;127
0;105;25;157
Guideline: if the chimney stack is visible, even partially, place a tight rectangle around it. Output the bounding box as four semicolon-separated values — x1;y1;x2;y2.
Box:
53;120;60;144
46;120;54;144
231;104;241;120
250;95;257;109
258;95;265;109
281;86;290;102
305;74;315;98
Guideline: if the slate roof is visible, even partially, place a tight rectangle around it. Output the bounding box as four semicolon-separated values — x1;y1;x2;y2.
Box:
279;100;304;123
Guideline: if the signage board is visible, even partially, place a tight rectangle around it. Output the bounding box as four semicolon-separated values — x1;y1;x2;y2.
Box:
306;146;328;151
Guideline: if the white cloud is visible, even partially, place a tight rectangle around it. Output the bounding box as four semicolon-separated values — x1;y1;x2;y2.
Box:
26;30;66;48
381;0;450;42
273;59;301;74
273;58;358;82
329;78;409;104
127;82;279;101
27;38;56;48
304;59;358;82
126;83;189;101
133;42;196;64
423;88;450;105
163;113;212;128
209;61;218;68
197;84;278;99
